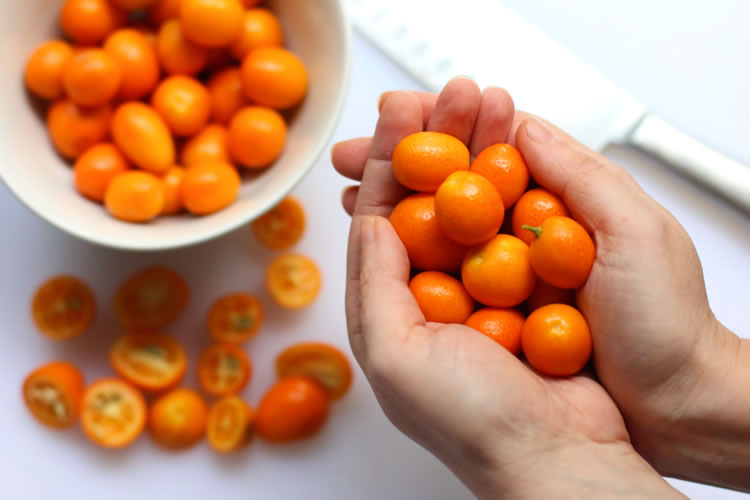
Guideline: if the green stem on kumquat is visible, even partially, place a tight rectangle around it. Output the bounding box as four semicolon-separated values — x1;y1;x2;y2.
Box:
522;225;543;239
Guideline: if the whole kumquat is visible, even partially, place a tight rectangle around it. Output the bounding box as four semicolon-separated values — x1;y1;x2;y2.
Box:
149;388;208;449
25;40;74;100
228;106;287;168
181;124;230;167
156;19;208;76
389;193;467;273
63;49;122;108
23;362;85;429
32;276;96;340
111;102;175;174
208;293;264;344
524;216;596;290
392;131;470;192
512;188;571;245
521;304;592;377
276;343;353;401
105;171;165;222
435;171;504;245
230;8;284;60
47;99;112;160
526;279;576;311
266;254;321;309
464;308;524;355
61;0;127;46
181;162;241;215
74;142;131;202
462;234;536;308
151;75;211;137
161;166;186;215
179;0;245;48
471;143;529;209
207;68;247;125
251;196;306;250
206;396;255;453
241;47;308;110
104;29;161;101
255;377;329;443
408;271;474;324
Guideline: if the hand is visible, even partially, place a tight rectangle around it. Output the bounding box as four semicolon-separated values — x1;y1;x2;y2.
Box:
511;94;750;489
332;78;683;498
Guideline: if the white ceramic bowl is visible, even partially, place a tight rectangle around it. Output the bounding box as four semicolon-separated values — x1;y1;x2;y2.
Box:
0;0;351;251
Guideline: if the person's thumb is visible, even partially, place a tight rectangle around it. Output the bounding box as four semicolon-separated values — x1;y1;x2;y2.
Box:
346;215;424;366
515;117;647;234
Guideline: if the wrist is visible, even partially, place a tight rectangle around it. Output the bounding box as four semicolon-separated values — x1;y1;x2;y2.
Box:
636;320;750;490
470;440;684;500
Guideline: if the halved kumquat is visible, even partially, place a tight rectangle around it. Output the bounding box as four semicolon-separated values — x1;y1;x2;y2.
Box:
207;396;254;453
208;293;263;344
32;276;96;340
251;196;306;250
266;254;321;309
276;343;353;400
110;332;188;392
81;378;147;448
198;343;252;397
114;267;189;330
23;361;85;429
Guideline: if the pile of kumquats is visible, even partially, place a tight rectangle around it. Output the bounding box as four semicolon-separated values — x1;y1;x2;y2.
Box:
22;196;354;452
24;0;307;222
391;132;595;376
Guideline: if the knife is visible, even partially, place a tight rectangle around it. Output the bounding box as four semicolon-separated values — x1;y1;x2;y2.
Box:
344;0;750;212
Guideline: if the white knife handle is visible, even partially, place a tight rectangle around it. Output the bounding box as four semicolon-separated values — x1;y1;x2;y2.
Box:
627;115;750;213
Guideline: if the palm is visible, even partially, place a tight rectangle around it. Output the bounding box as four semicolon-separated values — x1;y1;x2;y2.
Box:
358;225;628;454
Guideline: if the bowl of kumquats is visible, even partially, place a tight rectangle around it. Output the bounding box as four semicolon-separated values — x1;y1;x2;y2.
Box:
0;0;351;250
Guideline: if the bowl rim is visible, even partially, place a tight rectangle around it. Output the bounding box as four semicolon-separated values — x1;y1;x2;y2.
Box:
1;0;353;252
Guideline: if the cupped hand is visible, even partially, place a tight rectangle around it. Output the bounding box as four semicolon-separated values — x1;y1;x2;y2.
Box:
334;76;741;490
331;78;682;497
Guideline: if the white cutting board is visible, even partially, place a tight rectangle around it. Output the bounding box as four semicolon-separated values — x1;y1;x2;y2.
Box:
1;30;749;500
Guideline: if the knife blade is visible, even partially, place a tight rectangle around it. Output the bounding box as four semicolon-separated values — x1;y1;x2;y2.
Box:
344;0;750;212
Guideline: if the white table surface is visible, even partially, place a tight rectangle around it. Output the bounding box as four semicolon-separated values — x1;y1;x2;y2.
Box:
2;4;749;499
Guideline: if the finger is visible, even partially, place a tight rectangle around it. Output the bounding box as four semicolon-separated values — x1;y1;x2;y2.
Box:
346;215;424;363
426;77;481;145
515;117;647;234
342;185;358;216
469;87;515;156
379;90;437;128
353;92;422;217
332;137;372;181
506;110;534;147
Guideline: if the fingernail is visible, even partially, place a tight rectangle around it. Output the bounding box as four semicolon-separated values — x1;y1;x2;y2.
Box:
526;119;553;144
377;92;391;112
